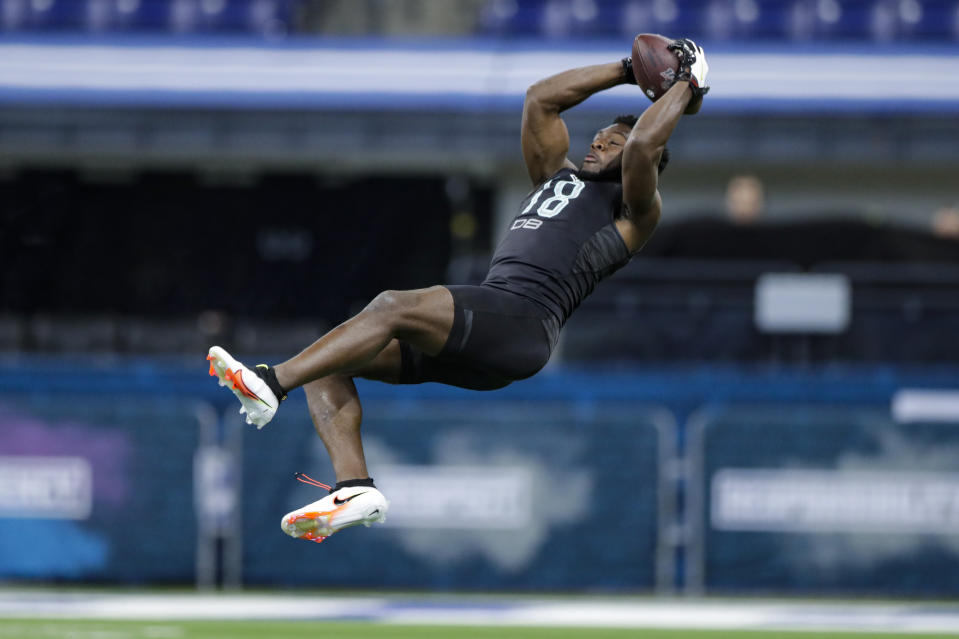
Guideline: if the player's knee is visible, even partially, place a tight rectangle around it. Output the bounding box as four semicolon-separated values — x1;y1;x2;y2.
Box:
365;290;417;323
366;289;399;313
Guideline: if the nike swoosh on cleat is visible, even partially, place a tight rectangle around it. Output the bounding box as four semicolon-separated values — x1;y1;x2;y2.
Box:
333;492;367;506
225;368;270;406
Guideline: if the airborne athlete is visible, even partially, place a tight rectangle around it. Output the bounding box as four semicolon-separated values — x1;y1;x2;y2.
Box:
207;38;709;543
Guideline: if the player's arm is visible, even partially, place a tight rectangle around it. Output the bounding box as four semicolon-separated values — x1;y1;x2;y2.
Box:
618;40;709;253
522;61;631;185
616;81;690;252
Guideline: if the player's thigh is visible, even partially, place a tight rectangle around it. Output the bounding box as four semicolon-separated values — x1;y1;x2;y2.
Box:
368;285;454;356
440;285;555;380
399;343;512;391
350;339;403;384
352;338;509;391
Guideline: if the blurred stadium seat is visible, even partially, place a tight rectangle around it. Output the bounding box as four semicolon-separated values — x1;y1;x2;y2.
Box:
475;0;959;42
1;0;958;41
0;0;297;36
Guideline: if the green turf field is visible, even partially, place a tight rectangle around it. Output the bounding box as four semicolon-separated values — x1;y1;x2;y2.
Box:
1;619;956;639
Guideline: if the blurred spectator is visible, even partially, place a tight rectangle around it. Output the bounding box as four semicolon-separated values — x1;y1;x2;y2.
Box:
724;174;765;225
642;174;959;265
931;204;959;240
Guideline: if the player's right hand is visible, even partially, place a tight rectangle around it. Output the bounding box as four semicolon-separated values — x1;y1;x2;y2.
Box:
668;38;710;98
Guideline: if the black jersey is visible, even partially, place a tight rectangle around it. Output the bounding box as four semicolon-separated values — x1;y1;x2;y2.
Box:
483;167;633;325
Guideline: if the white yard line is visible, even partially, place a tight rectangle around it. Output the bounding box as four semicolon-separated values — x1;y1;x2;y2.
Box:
1;591;959;634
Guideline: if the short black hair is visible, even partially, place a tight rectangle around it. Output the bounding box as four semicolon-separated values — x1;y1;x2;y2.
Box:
612;114;670;175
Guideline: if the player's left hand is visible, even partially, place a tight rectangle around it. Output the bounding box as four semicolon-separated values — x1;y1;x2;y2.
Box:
667;38;710;98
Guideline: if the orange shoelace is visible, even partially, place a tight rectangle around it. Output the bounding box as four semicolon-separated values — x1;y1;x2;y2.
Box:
294;472;332;491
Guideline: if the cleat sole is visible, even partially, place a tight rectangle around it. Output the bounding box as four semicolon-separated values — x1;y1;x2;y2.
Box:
280;487;388;545
294;518;320;533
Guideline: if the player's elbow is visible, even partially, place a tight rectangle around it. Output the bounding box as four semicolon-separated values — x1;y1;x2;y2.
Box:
525;80;547;102
524;82;559;113
624;136;663;175
625;133;663;164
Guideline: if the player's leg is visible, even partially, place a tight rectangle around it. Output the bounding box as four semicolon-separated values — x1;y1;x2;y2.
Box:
304;374;366;481
274;285;453;392
303;340;401;483
207;285;452;428
283;332;513;545
277;283;555;544
280;341;402;544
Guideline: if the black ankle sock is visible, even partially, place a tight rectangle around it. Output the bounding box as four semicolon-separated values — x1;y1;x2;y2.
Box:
331;477;375;493
254;364;287;402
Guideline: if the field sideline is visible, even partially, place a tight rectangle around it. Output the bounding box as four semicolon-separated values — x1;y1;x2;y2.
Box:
3;590;959;637
2;619;959;639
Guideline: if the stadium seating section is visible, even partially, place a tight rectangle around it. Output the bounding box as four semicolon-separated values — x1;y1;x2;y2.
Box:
478;0;959;42
2;168;958;363
0;0;297;36
1;0;958;42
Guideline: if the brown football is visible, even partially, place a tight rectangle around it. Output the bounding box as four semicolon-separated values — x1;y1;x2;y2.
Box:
631;33;679;102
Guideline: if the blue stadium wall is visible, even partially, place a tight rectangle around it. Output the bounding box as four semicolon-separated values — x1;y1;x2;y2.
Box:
1;360;958;595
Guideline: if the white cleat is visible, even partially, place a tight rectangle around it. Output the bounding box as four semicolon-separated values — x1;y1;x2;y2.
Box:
281;485;389;544
206;345;278;429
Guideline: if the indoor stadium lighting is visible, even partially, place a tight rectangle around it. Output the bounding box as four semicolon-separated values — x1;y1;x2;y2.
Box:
201;0;225;15
899;0;922;24
652;0;678;23
735;0;760;23
491;0;517;20
117;0;140;14
571;0;598;22
817;0;841;24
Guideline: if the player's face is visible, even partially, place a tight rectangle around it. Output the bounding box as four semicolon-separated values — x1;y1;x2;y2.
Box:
580;124;630;178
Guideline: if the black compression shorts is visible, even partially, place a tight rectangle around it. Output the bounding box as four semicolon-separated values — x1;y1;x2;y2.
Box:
398;284;558;391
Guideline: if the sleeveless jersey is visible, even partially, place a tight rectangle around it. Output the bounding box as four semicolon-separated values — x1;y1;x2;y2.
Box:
483;167;633;326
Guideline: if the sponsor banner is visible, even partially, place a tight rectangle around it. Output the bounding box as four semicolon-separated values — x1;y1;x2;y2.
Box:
712;468;959;533
0;395;201;581
242;400;671;590
0;455;92;519
892;389;959;423
375;465;534;530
